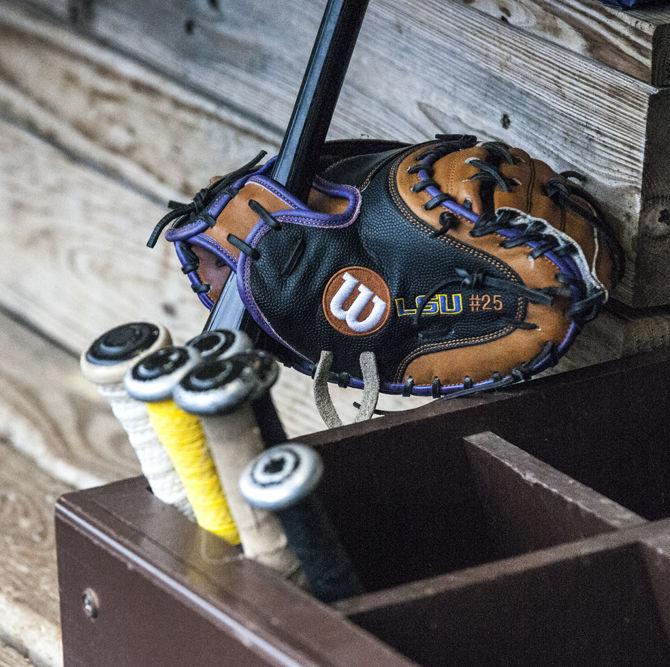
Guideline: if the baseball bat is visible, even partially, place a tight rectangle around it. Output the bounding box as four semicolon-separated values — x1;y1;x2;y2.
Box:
173;354;304;583
235;350;288;446
187;330;287;446
186;329;252;360
124;345;240;544
80;322;193;519
239;443;364;602
271;0;370;200
204;0;369;332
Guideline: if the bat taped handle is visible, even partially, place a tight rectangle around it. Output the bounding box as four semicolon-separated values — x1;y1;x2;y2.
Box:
98;383;193;519
276;496;364;603
251;392;287;446
202;407;303;580
240;443;364;602
147;400;239;544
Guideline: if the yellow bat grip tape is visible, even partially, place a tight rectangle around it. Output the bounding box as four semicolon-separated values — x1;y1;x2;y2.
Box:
146;399;240;545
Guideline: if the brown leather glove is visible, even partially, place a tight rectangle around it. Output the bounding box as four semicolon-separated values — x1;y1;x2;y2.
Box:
153;134;623;419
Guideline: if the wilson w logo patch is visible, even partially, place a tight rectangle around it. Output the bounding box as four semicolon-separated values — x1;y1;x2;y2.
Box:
323;267;391;336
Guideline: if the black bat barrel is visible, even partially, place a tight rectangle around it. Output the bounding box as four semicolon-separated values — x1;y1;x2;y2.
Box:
272;0;370;199
239;443;364;602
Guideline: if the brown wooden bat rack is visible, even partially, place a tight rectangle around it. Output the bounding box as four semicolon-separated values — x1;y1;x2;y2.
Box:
56;347;670;665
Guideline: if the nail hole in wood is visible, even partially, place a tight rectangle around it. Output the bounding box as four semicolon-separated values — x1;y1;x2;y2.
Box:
184;18;195;34
501;113;511;129
67;2;80;23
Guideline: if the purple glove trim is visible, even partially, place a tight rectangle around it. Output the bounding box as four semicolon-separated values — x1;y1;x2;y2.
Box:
251;175;362;229
232;176;362;363
165;183;234;243
166;161;274;243
188;233;239;273
235;183;582;396
174;241;215;308
168;170;360;245
415;154;479;224
199;291;215;309
170;144;584;398
416;152;586;358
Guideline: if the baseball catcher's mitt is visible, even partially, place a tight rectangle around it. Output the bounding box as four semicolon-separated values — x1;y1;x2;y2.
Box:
149;134;623;421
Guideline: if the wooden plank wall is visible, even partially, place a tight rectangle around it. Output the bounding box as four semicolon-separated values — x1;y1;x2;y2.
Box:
453;0;670;85
14;0;670;306
1;1;670;663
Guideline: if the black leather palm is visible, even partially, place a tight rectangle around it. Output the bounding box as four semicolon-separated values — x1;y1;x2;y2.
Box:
250;143;523;382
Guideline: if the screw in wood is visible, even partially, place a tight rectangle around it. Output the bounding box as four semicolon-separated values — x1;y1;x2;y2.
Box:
82;588;99;620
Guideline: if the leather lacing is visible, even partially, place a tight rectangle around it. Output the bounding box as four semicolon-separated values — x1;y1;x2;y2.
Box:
150;136;620;403
147;151;291;298
402;134;621;399
401;338;559;400
408;135;624;322
147;151;267;249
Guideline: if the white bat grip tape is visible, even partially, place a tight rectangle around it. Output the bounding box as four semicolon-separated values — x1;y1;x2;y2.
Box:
98;382;194;520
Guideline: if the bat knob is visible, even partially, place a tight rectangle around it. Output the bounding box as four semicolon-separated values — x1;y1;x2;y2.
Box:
124;345;200;402
173;356;258;415
186;329;253;360
234;350;279;398
81;322;171;384
239;443;323;511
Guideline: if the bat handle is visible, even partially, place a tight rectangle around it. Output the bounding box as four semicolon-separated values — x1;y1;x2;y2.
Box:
240;443;364;602
271;0;370;200
174;356;303;580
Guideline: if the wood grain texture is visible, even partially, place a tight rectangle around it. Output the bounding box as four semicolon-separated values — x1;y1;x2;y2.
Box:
547;303;670;374
452;0;670;85
0;4;279;203
0;440;66;667
3;0;670;305
0;115;203;347
0;642;32;667
0;312;140;489
0;5;665;438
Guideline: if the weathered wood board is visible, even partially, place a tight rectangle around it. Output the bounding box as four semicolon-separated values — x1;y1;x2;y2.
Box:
0;312;139;489
452;0;670;85
0;114;429;431
0;2;669;429
0;440;66;667
548;302;670;373
0;114;202;348
27;0;666;86
0;4;279;202
0;642;32;667
0;4;668;662
4;0;670;306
